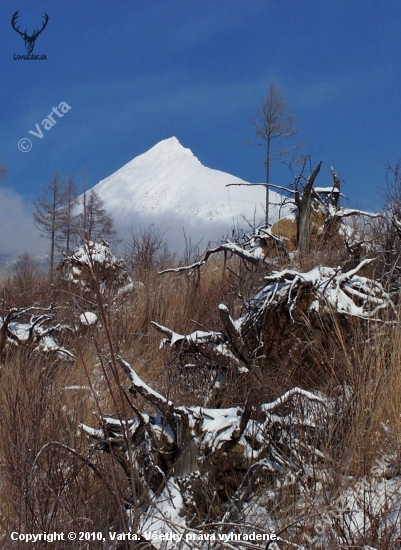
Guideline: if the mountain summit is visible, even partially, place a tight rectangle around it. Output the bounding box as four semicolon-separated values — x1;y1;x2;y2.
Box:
90;137;284;248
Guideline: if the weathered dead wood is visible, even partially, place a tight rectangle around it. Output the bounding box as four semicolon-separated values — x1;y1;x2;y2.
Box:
82;358;331;530
335;209;381;219
297;160;322;257
59;240;131;291
218;304;251;364
393;217;401;238
117;357;177;428
0;304;73;360
330;166;341;210
150;321;247;371
0;310;12;357
158;242;259;275
151;260;395;395
220;390;255;455
149;321;176;342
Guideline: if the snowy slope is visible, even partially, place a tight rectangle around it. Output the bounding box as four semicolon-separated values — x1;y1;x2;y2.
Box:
89;137;287;249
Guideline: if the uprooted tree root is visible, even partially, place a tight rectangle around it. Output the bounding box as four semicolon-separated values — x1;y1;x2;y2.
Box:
3;236;401;549
82;358;333;535
77;256;401;548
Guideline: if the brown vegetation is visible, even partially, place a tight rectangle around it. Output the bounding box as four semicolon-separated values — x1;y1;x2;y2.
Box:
1;209;401;549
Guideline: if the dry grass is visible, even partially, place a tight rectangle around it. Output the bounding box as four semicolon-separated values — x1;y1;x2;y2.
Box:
0;239;401;548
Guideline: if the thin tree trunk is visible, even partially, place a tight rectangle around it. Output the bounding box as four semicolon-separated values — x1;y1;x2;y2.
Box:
50;228;55;278
66;222;70;255
50;207;56;279
83;167;88;242
265;136;271;227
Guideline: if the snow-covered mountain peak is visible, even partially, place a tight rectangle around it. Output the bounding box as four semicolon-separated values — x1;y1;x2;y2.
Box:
114;136;200;178
142;136;198;161
89;138;288;250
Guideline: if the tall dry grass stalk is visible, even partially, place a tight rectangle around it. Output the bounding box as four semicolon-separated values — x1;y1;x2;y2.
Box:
0;232;400;548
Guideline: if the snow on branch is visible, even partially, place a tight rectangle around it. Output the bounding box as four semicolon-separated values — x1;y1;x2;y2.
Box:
150;320;249;371
117;356;174;414
81;358;331;542
58;240;131;290
0;303;74;360
334;208;381;219
158;242;259;275
392;217;401;237
151;260;394;388
243;259;395;323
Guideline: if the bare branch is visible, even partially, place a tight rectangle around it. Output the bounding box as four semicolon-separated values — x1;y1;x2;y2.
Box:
335;208;381;219
159;242;259;275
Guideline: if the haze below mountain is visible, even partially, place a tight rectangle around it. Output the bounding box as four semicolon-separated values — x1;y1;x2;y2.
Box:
90;137;286;251
0;137;286;270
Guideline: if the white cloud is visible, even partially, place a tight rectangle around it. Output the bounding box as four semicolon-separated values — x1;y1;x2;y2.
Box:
0;188;44;257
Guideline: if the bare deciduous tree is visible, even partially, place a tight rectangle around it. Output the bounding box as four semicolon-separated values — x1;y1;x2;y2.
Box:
384;159;401;218
58;175;78;255
76;189;117;244
252;81;298;227
124;225;167;274
33;171;65;277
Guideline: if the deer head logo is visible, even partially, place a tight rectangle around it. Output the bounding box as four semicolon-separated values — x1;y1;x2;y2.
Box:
11;11;49;54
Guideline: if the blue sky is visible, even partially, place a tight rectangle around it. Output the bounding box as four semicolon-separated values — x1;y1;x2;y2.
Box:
1;0;401;253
